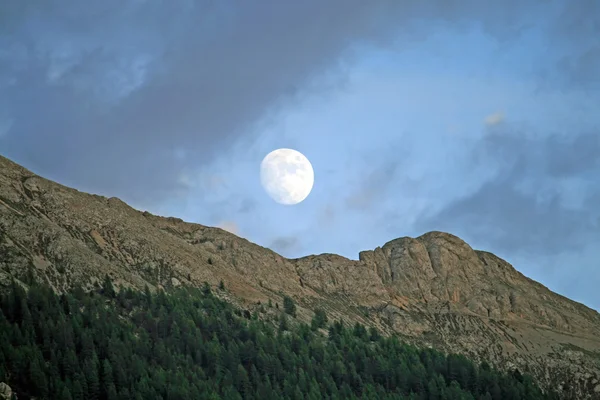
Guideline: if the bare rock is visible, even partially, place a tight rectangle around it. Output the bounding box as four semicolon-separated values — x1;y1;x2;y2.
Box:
1;154;600;398
0;383;12;400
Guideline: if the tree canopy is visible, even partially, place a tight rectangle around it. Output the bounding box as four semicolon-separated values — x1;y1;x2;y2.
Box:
0;279;558;399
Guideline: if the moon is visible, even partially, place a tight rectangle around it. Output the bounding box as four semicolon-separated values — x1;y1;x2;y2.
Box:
260;148;314;205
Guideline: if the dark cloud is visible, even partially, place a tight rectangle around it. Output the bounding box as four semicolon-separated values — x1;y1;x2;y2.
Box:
539;0;600;91
318;205;336;228
0;0;408;207
345;161;399;210
416;128;600;257
238;198;257;214
1;0;598;210
557;46;600;90
344;139;413;211
544;134;600;178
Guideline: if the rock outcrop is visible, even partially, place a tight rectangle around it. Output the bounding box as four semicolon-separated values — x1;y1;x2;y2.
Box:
0;383;12;400
1;154;599;398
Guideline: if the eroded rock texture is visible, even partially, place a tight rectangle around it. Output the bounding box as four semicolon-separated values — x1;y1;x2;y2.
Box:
1;155;599;398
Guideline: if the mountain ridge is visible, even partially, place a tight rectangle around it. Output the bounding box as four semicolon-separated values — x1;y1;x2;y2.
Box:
1;154;600;398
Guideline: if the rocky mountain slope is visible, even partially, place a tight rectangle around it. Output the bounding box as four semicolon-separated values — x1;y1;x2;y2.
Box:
1;154;600;398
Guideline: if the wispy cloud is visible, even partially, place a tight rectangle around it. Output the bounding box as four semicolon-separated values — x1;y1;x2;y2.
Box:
270;236;300;253
415;128;600;256
3;0;598;209
484;111;504;126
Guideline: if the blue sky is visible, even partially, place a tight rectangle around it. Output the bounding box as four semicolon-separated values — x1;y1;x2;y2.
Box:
1;1;599;309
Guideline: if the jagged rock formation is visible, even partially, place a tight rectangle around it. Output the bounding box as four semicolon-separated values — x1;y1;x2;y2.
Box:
0;383;12;400
1;154;600;398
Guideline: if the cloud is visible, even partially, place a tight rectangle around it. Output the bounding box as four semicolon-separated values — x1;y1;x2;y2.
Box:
415;127;600;257
238;198;256;214
0;0;412;208
345;161;398;210
318;205;336;228
1;0;597;211
344;139;409;210
484;112;504;126
557;46;600;91
270;236;300;254
548;0;600;90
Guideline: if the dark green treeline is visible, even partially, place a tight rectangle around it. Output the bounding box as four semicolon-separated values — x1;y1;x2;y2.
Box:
0;278;558;399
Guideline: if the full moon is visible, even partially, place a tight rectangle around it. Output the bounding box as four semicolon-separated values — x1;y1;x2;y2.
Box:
260;148;314;205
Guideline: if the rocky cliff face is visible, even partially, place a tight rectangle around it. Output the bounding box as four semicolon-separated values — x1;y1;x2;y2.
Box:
1;154;600;398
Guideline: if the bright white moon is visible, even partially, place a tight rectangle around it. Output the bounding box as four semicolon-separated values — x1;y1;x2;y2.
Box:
260;148;314;205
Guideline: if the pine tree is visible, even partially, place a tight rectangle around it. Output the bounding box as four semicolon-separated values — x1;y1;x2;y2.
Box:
491;380;503;400
427;377;441;400
71;378;85;400
84;359;100;400
0;281;554;400
279;314;289;332
235;364;251;397
59;385;73;400
311;308;328;330
283;296;296;317
102;359;116;399
222;385;242;400
102;275;116;298
118;387;131;400
29;357;48;397
293;384;305;400
143;285;152;305
106;383;118;400
202;282;212;296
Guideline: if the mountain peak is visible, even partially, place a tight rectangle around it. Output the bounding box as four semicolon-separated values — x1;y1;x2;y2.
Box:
1;153;600;397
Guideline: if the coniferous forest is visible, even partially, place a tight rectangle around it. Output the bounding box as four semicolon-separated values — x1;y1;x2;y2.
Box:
0;278;559;400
